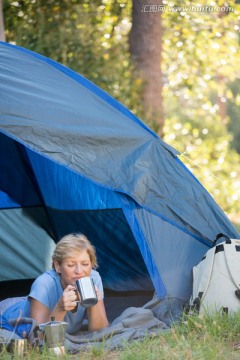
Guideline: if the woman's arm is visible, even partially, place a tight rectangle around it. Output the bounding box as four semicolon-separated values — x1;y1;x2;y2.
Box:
30;284;78;323
30;298;52;323
87;287;109;331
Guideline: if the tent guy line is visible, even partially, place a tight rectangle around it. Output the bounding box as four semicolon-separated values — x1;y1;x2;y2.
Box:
179;151;240;195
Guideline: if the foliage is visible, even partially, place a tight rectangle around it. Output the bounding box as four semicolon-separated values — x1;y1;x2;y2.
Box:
228;79;240;154
162;0;240;214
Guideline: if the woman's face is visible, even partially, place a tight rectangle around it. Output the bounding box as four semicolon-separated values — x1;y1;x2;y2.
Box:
54;249;92;289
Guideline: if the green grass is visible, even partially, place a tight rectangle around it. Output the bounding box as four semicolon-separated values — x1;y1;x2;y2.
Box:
108;311;240;360
2;312;240;359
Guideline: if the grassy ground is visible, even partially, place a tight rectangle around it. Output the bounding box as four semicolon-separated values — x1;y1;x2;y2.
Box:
1;311;240;359
95;311;240;360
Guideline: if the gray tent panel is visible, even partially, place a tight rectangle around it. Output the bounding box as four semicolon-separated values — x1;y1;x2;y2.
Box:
0;207;55;281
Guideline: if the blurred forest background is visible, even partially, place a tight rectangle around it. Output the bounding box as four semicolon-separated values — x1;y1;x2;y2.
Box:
1;0;240;221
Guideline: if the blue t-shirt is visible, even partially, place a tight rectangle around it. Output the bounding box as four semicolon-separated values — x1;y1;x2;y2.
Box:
2;269;103;334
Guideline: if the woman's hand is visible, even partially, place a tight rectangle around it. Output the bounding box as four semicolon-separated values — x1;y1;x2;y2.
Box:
60;284;78;311
30;285;79;323
50;285;79;320
95;285;102;301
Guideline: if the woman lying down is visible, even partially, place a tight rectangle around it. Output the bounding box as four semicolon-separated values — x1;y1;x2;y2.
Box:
0;233;109;335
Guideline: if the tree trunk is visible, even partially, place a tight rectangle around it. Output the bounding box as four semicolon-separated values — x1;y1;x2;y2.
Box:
0;0;5;42
129;0;164;136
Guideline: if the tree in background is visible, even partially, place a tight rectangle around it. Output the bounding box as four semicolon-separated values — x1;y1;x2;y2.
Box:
162;0;240;214
228;79;240;154
0;0;5;41
129;0;163;135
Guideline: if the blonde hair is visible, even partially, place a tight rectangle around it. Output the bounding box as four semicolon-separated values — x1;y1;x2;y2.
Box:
52;233;98;269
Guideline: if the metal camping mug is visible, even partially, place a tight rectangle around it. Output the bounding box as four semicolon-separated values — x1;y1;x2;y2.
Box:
76;277;98;308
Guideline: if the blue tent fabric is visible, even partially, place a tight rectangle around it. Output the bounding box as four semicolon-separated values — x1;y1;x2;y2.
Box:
0;41;239;302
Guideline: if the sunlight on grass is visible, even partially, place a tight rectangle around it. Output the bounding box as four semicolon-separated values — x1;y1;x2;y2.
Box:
100;311;240;360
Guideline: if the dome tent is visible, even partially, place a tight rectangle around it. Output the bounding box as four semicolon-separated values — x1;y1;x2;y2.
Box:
0;42;239;315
